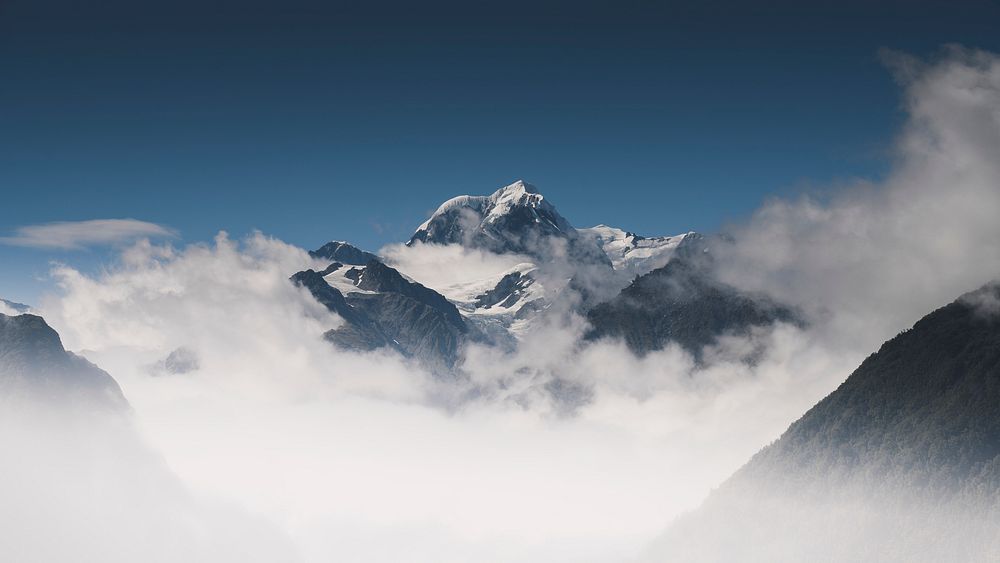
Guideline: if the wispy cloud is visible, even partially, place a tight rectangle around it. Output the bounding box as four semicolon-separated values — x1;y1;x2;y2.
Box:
0;219;176;250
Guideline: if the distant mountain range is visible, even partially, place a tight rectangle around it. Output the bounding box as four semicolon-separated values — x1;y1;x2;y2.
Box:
294;180;797;370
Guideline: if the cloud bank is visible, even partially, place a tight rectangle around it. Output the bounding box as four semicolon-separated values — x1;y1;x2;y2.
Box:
29;231;843;563
0;399;298;563
714;45;1000;352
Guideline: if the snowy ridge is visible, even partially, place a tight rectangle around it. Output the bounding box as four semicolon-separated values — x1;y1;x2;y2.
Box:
322;264;378;296
417;181;547;230
415;195;489;233
480;181;565;231
435;262;544;316
580;225;695;278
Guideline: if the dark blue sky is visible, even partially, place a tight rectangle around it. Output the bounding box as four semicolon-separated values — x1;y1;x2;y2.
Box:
2;0;1000;302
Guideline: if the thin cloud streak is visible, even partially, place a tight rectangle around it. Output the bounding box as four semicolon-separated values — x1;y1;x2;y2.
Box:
1;219;176;250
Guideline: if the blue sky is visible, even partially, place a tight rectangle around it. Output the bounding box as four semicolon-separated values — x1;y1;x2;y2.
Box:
2;0;1000;303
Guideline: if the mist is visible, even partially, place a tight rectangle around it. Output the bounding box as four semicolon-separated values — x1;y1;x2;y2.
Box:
25;231;845;562
0;398;297;562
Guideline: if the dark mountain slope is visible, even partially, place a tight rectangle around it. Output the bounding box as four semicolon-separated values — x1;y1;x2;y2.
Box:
348;260;464;327
0;313;127;408
740;282;1000;495
292;260;469;371
647;283;1000;562
585;255;799;358
290;269;393;352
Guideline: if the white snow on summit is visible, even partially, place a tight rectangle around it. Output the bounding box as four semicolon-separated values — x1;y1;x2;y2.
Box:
413;180;570;239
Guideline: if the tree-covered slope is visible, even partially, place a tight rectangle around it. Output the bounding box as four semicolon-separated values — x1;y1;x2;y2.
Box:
740;282;1000;497
647;283;1000;562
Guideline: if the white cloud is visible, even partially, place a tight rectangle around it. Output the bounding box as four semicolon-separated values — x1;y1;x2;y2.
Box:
27;231;843;563
714;45;1000;352
0;300;28;316
1;219;176;250
379;241;532;295
0;400;299;563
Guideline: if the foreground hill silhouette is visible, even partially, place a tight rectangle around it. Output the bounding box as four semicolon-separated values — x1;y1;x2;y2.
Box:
647;283;1000;562
0;313;126;408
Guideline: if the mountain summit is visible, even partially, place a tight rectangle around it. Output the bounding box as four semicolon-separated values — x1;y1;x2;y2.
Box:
409;180;609;265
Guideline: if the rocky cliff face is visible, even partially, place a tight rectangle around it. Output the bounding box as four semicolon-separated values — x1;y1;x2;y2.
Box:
292;259;469;373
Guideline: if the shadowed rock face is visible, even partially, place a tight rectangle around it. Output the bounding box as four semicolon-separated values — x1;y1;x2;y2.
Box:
0;313;127;408
585;253;800;359
290;269;393;352
474;271;535;310
648;283;1000;562
292;259;469;373
309;241;380;266
352;260;465;327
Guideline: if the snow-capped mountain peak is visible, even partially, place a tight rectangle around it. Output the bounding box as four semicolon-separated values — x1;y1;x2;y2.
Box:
482;180;569;232
409;180;593;262
414;180;558;233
